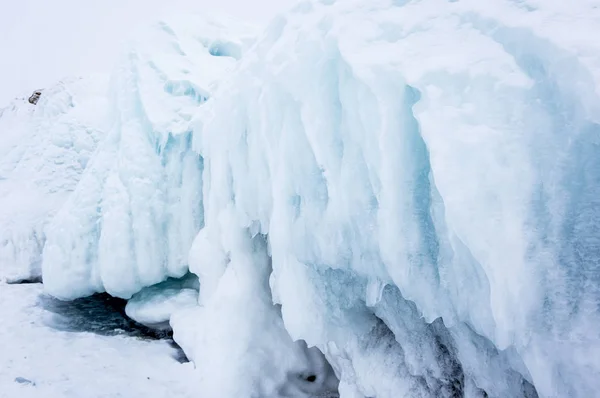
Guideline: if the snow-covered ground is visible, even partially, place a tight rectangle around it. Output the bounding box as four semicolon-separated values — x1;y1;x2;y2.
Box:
0;281;195;398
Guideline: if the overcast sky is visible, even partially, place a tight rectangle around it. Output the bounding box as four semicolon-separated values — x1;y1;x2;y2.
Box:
0;0;296;106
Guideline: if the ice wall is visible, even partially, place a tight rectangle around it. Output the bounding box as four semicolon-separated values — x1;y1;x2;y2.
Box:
0;77;110;282
42;15;254;299
191;0;600;397
33;1;600;397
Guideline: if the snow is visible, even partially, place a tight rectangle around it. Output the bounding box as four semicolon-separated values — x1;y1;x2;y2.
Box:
0;0;298;107
2;1;599;397
0;77;110;282
0;281;196;398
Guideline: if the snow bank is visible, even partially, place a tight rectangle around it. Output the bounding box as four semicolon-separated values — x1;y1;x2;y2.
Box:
191;0;600;397
0;77;109;282
42;15;255;299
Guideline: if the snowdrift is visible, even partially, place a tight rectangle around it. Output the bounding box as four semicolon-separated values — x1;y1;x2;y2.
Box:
2;1;594;397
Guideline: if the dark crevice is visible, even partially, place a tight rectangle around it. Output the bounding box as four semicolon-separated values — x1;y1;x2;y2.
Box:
6;275;43;285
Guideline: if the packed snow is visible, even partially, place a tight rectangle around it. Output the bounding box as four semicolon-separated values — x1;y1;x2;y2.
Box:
1;0;600;397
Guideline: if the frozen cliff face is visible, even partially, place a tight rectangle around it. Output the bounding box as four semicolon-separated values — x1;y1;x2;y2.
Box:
36;14;340;398
191;0;600;397
34;1;600;397
42;15;255;300
0;77;110;282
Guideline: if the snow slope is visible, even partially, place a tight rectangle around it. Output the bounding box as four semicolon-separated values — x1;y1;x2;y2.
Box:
21;1;600;397
0;77;110;282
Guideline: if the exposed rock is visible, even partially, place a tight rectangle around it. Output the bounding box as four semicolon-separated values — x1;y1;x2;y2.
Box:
28;90;42;105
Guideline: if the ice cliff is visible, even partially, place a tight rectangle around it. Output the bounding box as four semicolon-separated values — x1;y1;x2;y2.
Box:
2;1;600;397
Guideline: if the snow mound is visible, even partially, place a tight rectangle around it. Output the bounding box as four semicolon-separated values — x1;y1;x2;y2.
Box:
42;15;255;300
191;0;600;397
0;77;110;282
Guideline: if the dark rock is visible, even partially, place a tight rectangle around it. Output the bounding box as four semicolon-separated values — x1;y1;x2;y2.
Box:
28;90;42;105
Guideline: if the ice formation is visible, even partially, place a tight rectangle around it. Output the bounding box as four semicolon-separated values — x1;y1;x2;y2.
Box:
177;234;340;397
125;273;199;330
0;77;110;282
42;15;255;299
1;0;594;397
191;0;600;396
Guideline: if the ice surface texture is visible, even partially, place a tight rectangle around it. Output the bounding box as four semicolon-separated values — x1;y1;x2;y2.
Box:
42;16;254;299
35;1;600;397
194;1;600;397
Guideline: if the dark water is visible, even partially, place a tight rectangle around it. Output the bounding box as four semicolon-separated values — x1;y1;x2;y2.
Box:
37;291;188;363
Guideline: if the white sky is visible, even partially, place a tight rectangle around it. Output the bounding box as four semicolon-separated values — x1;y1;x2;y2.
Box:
0;0;296;106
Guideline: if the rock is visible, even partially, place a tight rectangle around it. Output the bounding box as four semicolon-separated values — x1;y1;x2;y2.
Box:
28;90;42;105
